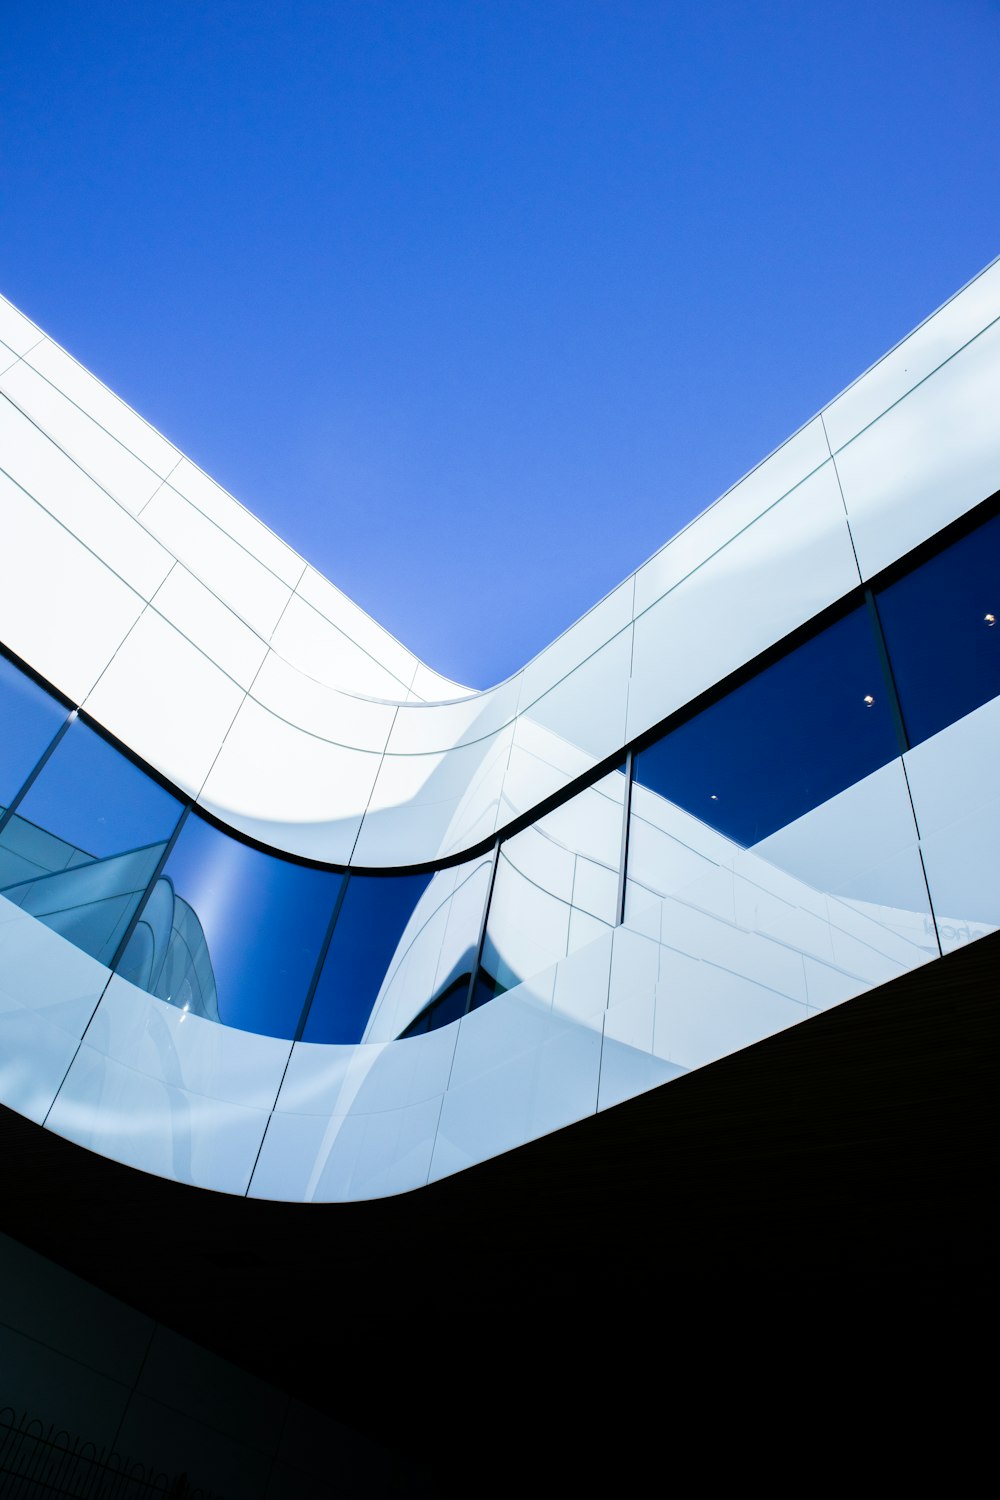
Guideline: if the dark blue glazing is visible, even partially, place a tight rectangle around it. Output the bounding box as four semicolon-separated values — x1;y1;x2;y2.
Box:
876;509;1000;748
121;813;344;1038
303;870;433;1043
0;656;69;811
398;974;472;1037
633;606;899;846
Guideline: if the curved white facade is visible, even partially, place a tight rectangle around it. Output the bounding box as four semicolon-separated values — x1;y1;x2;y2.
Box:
1;261;998;1200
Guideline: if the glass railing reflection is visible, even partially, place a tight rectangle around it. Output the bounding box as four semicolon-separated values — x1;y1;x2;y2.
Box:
0;817;168;969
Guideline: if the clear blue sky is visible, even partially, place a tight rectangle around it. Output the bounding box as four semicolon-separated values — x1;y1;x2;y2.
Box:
2;1;998;687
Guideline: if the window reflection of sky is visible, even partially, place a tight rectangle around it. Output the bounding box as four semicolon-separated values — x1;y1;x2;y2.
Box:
0;656;68;809
12;720;182;857
159;814;342;1038
303;870;432;1044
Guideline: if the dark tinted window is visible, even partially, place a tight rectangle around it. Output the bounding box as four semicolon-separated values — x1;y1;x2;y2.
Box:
118;813;342;1038
633;606;899;846
876;509;1000;747
303;870;433;1044
0;655;69;812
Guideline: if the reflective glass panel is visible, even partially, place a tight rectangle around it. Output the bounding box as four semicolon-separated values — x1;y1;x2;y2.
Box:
474;768;626;1006
303;869;434;1044
0;655;69;815
876;509;1000;748
0;719;183;965
118;813;342;1038
631;607;899;848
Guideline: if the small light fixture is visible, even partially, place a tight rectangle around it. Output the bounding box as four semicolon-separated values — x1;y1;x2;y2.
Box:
863;694;875;707
986;613;996;627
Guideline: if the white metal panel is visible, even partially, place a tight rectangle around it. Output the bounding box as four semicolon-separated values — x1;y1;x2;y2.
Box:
0;396;173;596
0;364;167;515
903;693;1000;837
297;566;418;688
429;992;602;1181
198;695;377;863
518;579;633;711
501;630;631;825
141;486;293;638
249;1097;442;1201
651;957;807;1070
633;418;831;617
46;1043;271;1194
23;339;182;480
83;609;246;797
627;462;860;742
0;296;42;357
270;594;411;699
409;660;476;701
550;928;613;1022
249;651;397;752
0;900;109;1121
353;727;512;866
835;318;1000;581
278;1027;457;1115
387;674;521;754
0;473;145;704
823;258;1000;454
85;976;291;1110
904;696;1000;954
0;996;81;1124
166;458;303;587
151;564;268;689
918;811;1000;955
599;991;684;1111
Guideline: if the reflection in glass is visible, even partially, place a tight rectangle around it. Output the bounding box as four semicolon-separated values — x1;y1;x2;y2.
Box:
366;855;493;1040
0;655;69;817
876;508;1000;747
303;870;433;1044
118;813;342;1039
632;607;898;848
474;768;625;1007
0;719;183;965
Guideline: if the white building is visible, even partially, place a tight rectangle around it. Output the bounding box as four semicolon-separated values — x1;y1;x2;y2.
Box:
1;261;998;1205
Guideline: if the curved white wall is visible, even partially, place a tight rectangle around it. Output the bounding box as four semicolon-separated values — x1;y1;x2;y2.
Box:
1;259;999;1200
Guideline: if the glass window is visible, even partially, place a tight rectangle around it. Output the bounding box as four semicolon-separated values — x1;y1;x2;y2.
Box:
0;719;183;965
117;813;342;1039
473;768;626;1008
302;869;434;1044
631;606;899;849
875;509;1000;748
0;655;69;816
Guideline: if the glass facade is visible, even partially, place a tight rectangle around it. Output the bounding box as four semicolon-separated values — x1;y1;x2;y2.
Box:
1;498;998;1045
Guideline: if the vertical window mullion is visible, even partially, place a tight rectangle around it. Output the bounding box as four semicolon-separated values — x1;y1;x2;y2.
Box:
0;709;76;840
107;802;193;973
464;838;501;1017
615;750;634;927
294;871;351;1043
864;587;911;756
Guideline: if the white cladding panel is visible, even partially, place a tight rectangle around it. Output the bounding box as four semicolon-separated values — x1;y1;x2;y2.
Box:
1;259;999;1200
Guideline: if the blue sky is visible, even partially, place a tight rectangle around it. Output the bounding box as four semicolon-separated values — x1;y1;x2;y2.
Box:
3;1;999;687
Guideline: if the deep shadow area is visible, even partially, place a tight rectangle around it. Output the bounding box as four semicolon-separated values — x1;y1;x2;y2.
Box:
1;932;997;1494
